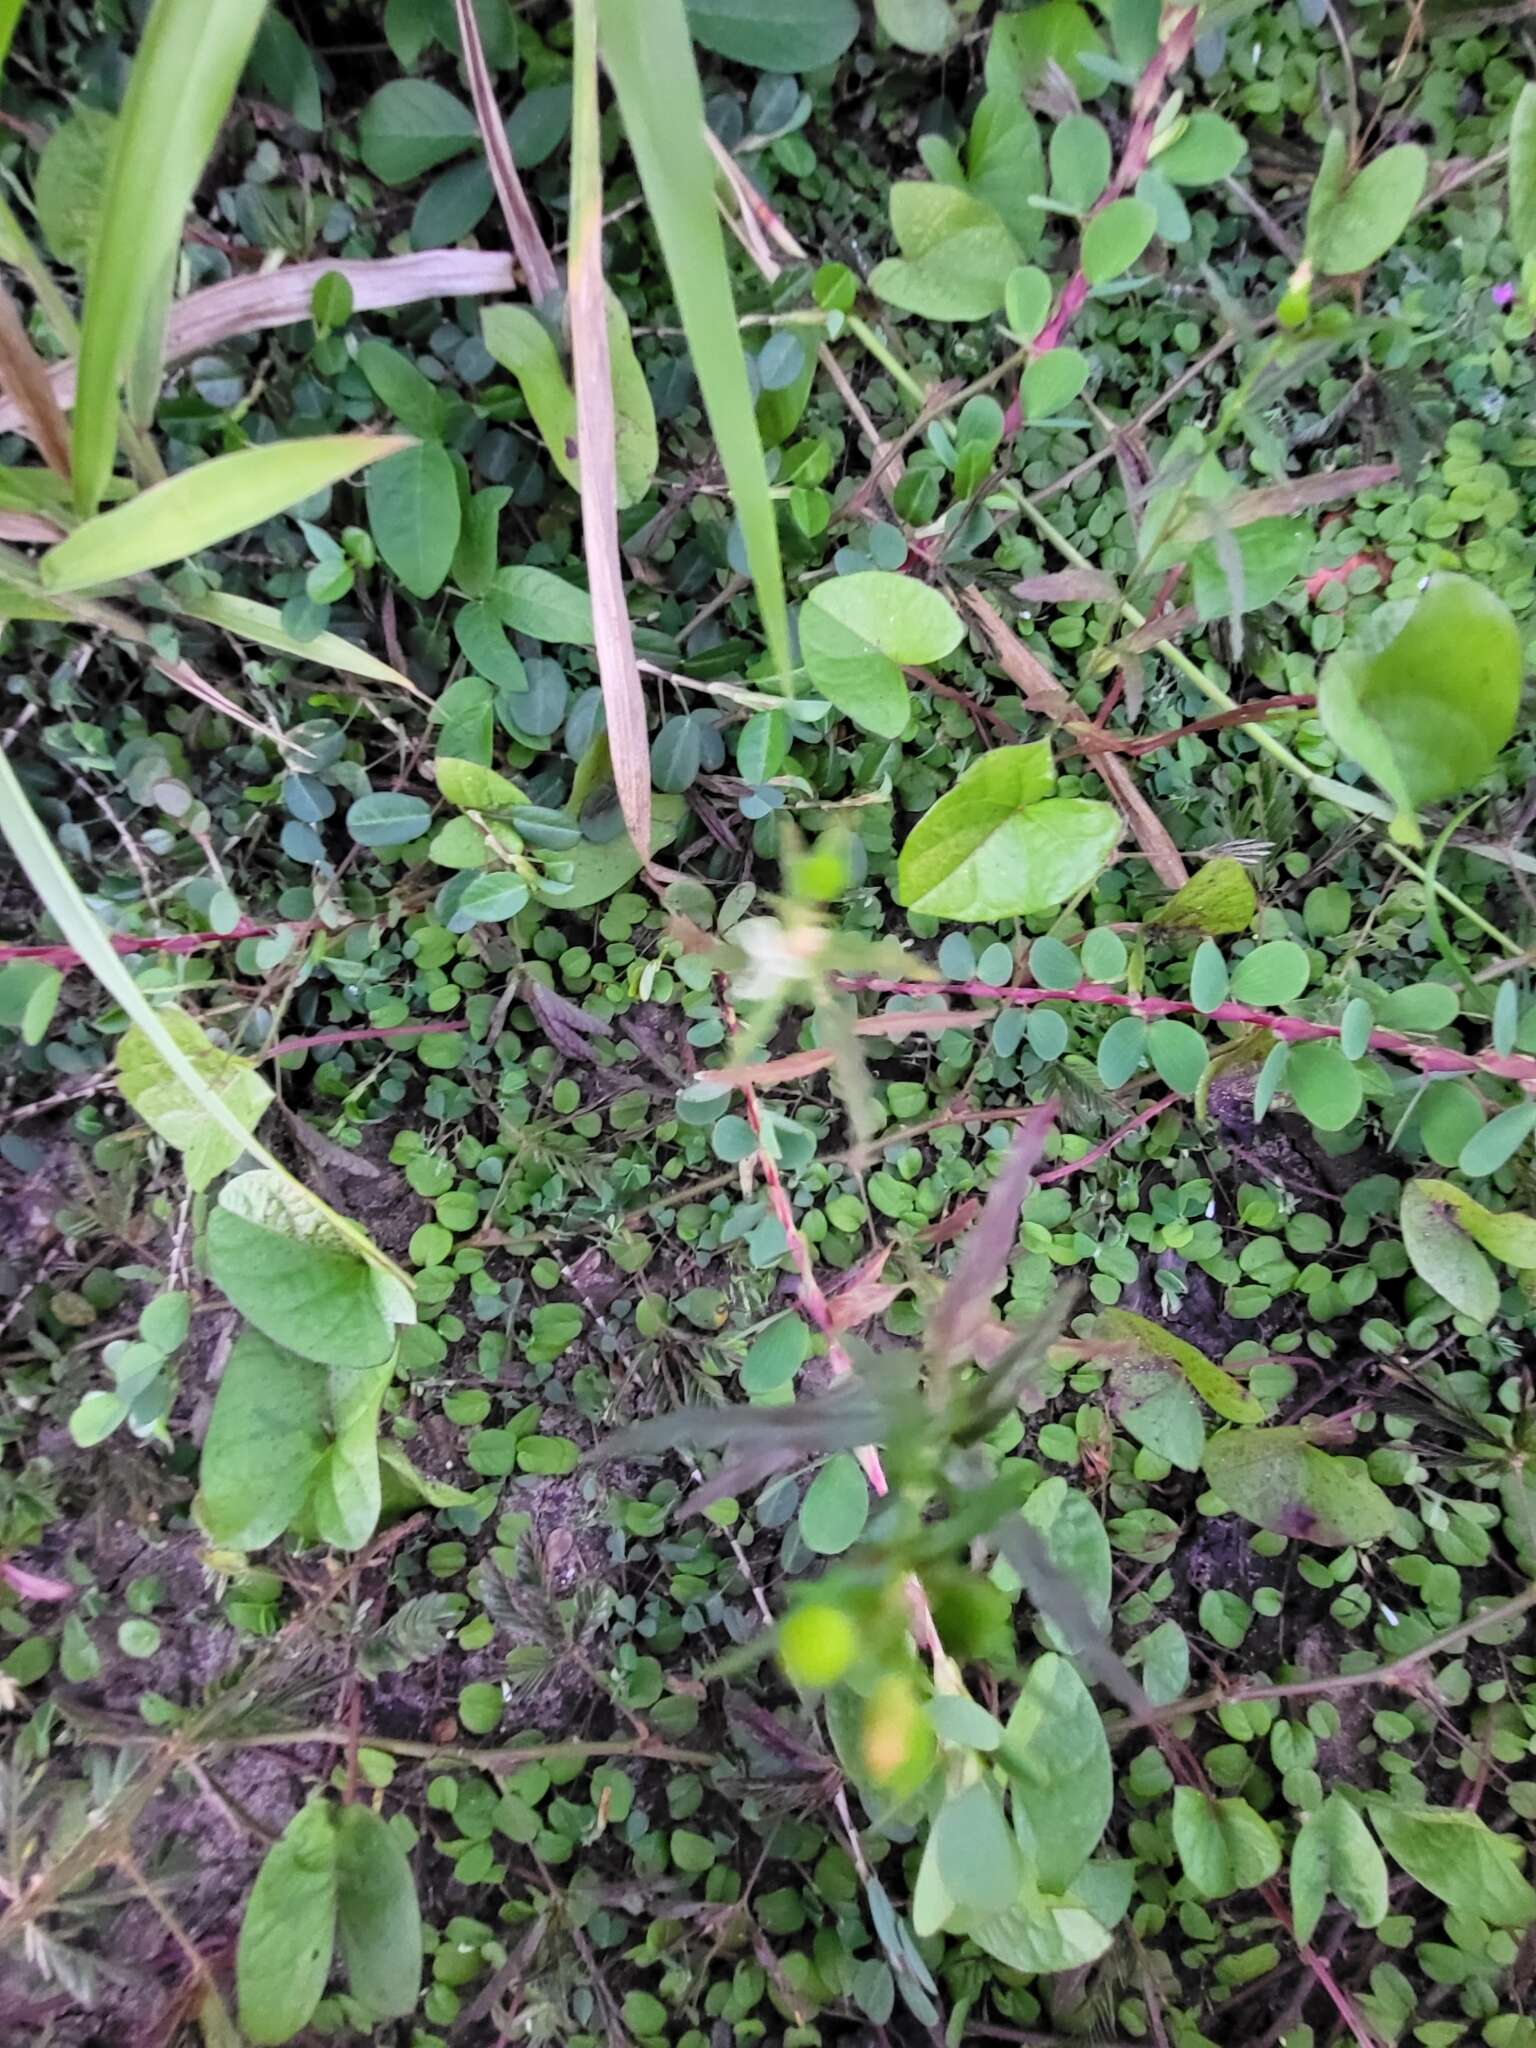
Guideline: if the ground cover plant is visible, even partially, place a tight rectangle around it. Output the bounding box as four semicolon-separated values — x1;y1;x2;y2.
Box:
2;0;1536;2043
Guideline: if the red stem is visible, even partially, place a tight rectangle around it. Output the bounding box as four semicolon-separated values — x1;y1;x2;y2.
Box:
1002;9;1201;437
841;977;1536;1090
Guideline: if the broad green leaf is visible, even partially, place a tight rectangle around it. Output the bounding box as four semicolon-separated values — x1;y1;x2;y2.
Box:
966;93;1045;254
1147;1018;1208;1096
1005;265;1053;341
182;591;419;695
1146;856;1257;936
492;564;597;645
1021;346;1090;421
436;757;525;813
367;443;461;601
1202;1426;1395;1548
334;1805;423;2019
1317;575;1521;843
1511;83;1536;264
34;105;115;271
874;0;954;51
1308;140;1427;275
932;1781;1020;1916
1401;1178;1536;1324
871;226;1020;322
0;960;62;1046
1108;1354;1205;1471
890;180;998;259
1003;1654;1112;1890
1172;1788;1281;1899
1292;1793;1388;1947
1016;1476;1112;1637
309;1361;391;1552
355;338;445;438
482;299;657;509
71;0;267;515
1050;115;1111;213
556;795;686;910
358;78;478;184
237;1802;339;2046
966;1885;1114;1973
117;1005;273;1193
1191;517;1309;623
208;1170;409;1370
1228;938;1310;1003
346;792;432;848
1285;1040;1363;1133
601;0;791;686
43;437;407;593
1369;1801;1536;1929
798;1452;869;1555
1153;111;1246;188
986;1;1107;97
1081;197;1157;284
1459;1102;1536;1179
898;744;1121;922
683;0;858;68
247;8;323;130
198;1332;330;1552
1093;1309;1263;1425
799;571;962;737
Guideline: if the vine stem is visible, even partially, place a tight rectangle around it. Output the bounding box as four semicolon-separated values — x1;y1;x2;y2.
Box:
839;976;1536;1091
1015;496;1524;959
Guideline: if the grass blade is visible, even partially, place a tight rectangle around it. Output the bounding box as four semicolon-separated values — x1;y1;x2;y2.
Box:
0;746;409;1288
42;435;409;592
0;0;24;78
180;590;428;702
569;0;651;862
596;0;792;688
0;280;71;479
71;0;268;516
451;0;558;301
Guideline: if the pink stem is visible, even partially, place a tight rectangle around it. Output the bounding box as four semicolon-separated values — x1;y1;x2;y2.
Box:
263;1019;462;1060
1002;9;1201;437
841;977;1536;1091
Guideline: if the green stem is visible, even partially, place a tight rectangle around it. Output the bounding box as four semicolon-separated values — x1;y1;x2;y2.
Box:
1014;498;1523;959
847;313;928;410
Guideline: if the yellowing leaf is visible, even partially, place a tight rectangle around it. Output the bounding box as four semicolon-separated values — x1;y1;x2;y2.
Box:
1202;1426;1395;1548
116;1005;273;1193
1092;1309;1263;1424
434;757;527;812
43;437;410;592
1146;856;1257;935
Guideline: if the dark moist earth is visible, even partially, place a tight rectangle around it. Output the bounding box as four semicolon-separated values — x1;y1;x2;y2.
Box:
0;1073;1513;2048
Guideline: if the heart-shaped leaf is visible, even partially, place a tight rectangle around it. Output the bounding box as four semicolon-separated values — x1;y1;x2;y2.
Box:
1306;131;1428;275
1316;573;1521;844
800;571;963;737
898;743;1121;921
